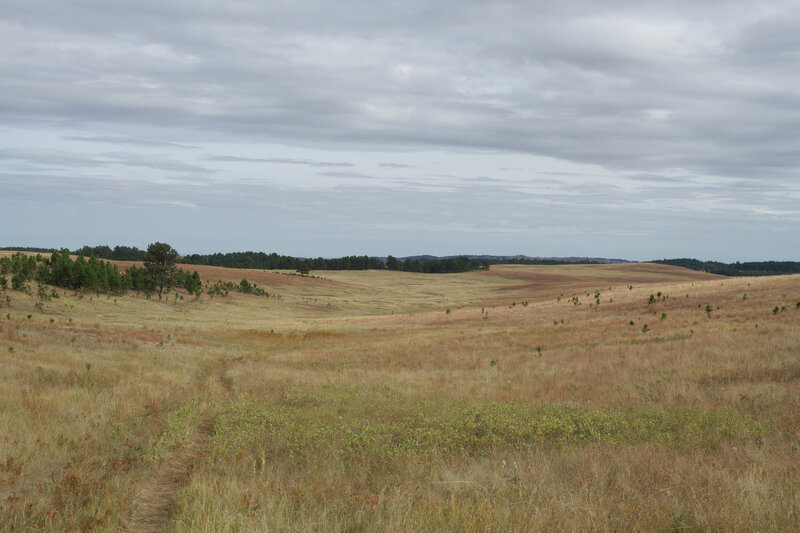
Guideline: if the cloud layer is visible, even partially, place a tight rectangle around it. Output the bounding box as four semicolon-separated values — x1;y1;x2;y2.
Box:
1;1;798;259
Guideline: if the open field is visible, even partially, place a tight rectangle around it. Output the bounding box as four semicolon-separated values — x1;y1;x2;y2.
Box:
1;262;799;531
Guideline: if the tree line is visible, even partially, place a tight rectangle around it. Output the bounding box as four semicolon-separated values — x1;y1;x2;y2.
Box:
654;259;800;277
0;243;201;296
0;245;148;261
0;243;490;303
385;255;489;273
180;252;387;271
180;252;489;273
479;257;602;266
3;246;488;274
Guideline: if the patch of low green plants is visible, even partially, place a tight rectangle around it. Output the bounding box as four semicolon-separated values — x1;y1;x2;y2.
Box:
206;278;273;298
208;389;763;466
33;365;120;390
143;399;204;464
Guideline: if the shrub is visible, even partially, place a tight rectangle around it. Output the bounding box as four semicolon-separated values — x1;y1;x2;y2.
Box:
239;278;253;294
11;273;26;291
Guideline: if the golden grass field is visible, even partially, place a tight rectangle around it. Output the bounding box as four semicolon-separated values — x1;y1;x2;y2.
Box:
1;259;799;531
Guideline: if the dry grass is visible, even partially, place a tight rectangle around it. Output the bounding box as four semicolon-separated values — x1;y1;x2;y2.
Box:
1;263;798;531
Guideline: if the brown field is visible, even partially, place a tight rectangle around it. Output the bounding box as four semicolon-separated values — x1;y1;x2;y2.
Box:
1;261;799;531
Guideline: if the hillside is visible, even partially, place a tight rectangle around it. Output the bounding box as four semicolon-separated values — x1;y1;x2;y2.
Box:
1;263;798;531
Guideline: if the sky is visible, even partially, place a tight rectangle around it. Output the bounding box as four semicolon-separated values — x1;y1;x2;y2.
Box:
1;0;799;261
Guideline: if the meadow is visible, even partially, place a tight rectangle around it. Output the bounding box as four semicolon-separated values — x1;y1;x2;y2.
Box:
1;259;798;531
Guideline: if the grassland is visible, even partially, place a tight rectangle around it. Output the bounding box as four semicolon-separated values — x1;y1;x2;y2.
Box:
1;261;798;531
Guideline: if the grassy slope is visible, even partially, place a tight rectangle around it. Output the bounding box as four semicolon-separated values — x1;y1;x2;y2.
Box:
1;262;798;531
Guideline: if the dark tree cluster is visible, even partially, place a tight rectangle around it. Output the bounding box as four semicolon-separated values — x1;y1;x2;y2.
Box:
654;259;800;277
307;255;386;270
182;251;296;269
0;246;58;254
0;243;201;296
385;255;489;273
181;251;485;273
3;245;153;262
72;244;147;261
483;258;600;266
4;244;491;285
180;252;386;271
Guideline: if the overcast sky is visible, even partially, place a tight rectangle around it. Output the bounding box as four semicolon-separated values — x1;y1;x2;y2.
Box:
2;1;799;261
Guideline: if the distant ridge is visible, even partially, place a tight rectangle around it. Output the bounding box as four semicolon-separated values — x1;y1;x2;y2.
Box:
12;245;799;276
0;246;630;265
401;255;630;264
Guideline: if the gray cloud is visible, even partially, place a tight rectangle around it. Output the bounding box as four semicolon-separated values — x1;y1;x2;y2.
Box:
2;168;795;260
64;135;198;149
379;162;415;169
317;170;380;180
0;148;214;174
1;0;799;259
208;155;353;168
2;0;797;178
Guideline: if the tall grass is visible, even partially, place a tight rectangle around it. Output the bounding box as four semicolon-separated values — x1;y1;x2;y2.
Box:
1;265;798;530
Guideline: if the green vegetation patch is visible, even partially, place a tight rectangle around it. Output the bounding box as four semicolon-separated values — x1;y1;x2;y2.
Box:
143;399;205;464
32;365;121;390
209;389;761;463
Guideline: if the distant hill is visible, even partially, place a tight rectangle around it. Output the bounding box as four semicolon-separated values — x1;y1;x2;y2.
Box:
400;255;629;264
463;255;629;264
3;245;629;271
14;244;798;276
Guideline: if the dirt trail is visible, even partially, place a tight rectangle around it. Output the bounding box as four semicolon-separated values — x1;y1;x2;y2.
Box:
118;358;241;532
118;415;213;533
